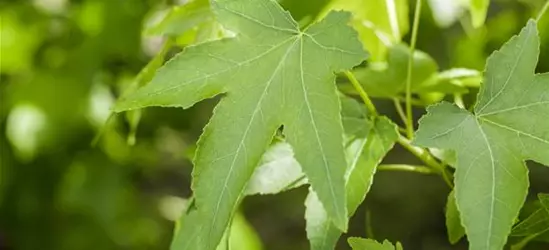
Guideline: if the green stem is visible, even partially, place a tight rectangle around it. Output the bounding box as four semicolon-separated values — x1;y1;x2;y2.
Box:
511;232;542;250
378;164;436;174
393;98;407;126
397;136;454;188
91;113;115;147
281;175;306;192
537;0;549;21
344;71;378;116
405;0;423;139
395;96;425;106
365;209;374;239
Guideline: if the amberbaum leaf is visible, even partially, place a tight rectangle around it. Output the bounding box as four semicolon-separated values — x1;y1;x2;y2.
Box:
468;0;490;28
446;190;465;244
244;141;305;195
353;44;442;98
114;0;367;249
511;194;549;237
145;0;212;37
319;0;409;61
306;117;398;250
348;237;403;250
414;20;549;250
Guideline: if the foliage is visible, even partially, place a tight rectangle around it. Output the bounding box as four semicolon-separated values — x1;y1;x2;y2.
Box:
2;0;549;250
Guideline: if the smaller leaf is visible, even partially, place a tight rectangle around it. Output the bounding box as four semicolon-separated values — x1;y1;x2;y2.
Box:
144;0;212;37
245;142;305;196
512;194;549;237
318;0;409;61
172;205;263;250
340;94;370;138
144;0;227;45
468;0;490;28
306;117;398;250
122;39;174;145
446;190;465;244
348;237;403;250
417;68;482;94
429;148;457;168
436;68;482;88
353;44;438;98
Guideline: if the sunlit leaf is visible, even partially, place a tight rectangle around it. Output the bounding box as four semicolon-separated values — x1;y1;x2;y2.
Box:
319;0;408;61
348;237;403;250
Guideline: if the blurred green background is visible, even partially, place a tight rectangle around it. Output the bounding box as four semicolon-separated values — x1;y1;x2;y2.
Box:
1;0;549;249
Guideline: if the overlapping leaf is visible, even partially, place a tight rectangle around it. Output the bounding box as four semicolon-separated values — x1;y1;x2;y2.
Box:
114;0;367;249
244;141;305;195
319;0;408;61
414;20;549;250
445;191;465;244
512;194;549;238
348;237;403;250
354;44;438;97
306;116;398;250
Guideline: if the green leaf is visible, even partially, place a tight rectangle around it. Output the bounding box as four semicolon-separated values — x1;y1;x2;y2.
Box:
340;93;370;137
245;94;374;196
468;0;490;28
348;237;403;250
414;20;549;250
173;206;263;250
144;0;227;45
353;44;439;98
244;141;305;195
245;94;375;196
319;0;408;61
145;0;212;37
114;0;367;248
122;39;174;145
512;194;549;237
305;117;398;250
419;68;482;94
446;190;465;244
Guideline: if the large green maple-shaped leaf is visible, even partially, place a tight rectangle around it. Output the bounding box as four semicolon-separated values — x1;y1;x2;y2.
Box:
414;20;549;250
114;0;366;248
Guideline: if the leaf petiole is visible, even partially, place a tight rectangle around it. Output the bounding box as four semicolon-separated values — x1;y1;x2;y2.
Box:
344;71;378;116
378;164;436;174
397;136;454;188
536;0;549;21
405;0;423;139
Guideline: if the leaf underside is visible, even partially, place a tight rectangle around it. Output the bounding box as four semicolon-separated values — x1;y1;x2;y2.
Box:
414;20;549;250
114;0;367;249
